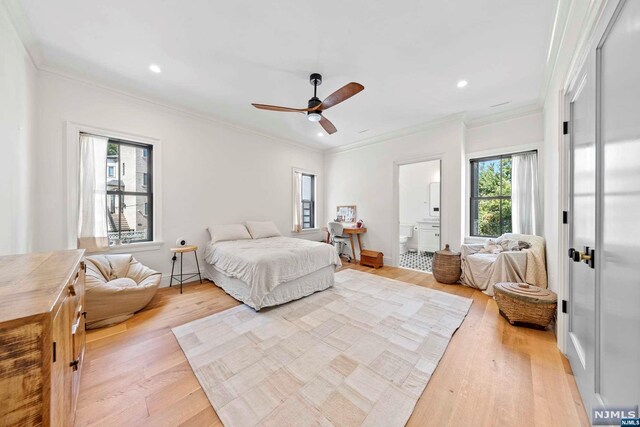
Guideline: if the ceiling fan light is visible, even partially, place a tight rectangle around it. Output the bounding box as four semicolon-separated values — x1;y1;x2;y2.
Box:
307;112;322;122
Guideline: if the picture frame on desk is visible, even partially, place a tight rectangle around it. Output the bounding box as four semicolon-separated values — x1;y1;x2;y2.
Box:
336;205;356;223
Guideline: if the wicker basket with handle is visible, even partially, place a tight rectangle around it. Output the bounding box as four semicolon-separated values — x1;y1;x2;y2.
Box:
432;244;461;284
494;282;557;329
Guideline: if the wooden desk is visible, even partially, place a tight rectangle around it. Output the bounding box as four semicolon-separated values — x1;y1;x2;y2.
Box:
343;226;367;261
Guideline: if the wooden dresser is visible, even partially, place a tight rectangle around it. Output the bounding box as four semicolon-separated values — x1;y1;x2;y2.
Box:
0;250;86;426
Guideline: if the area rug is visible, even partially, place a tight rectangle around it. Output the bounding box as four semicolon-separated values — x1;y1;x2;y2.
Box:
172;269;472;427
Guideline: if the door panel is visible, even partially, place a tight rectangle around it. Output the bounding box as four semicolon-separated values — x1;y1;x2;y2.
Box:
568;53;597;413
599;0;640;406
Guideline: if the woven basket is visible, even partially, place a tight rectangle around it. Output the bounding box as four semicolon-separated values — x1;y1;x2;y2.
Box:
432;244;461;284
494;282;557;329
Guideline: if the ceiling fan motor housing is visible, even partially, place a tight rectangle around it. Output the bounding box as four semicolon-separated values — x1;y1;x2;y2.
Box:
309;73;322;86
307;96;322;121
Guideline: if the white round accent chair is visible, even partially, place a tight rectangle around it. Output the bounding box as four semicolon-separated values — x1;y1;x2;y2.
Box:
84;254;161;329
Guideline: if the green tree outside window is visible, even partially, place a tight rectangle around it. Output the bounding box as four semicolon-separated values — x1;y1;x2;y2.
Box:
471;156;512;237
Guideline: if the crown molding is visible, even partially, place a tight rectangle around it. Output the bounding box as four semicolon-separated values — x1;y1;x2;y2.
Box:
2;0;42;69
561;0;609;94
325;113;466;155
38;67;324;154
2;1;323;154
463;103;543;129
538;0;572;105
539;0;609;105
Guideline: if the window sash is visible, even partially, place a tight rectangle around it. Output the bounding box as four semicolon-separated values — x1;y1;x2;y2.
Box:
106;138;153;244
300;173;315;229
470;154;514;237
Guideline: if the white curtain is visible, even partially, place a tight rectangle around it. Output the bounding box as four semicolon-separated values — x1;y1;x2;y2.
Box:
511;151;540;235
77;134;109;251
292;171;302;232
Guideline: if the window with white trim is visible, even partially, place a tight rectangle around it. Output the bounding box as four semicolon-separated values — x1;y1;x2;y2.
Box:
106;139;153;245
293;170;317;231
301;173;316;229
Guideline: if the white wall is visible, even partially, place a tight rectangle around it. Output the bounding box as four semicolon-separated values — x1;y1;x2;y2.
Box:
325;120;465;263
33;72;324;281
466;111;543;154
465;111;544;237
0;5;37;255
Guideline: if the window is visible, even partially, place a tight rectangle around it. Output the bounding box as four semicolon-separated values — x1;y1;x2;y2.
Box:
106;139;153;245
301;173;316;229
470;154;513;237
107;165;115;177
293;171;317;231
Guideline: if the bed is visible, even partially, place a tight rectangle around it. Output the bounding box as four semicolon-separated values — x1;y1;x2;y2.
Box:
203;223;341;310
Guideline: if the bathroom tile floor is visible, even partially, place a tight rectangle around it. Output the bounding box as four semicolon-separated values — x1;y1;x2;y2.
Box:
399;251;433;272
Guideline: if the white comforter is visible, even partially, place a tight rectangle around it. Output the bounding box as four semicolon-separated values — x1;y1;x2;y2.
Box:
204;237;341;307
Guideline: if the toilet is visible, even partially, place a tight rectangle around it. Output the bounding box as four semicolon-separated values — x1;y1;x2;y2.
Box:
399;224;414;254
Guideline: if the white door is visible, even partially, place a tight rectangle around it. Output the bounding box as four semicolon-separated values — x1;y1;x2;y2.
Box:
566;0;640;417
567;49;597;414
598;0;640;409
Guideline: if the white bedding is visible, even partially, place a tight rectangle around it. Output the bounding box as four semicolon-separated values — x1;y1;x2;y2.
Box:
204;236;341;308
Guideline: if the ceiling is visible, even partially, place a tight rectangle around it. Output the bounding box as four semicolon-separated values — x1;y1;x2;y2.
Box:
10;0;557;149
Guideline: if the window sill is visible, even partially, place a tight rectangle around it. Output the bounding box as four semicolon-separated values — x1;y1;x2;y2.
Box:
108;241;164;253
292;228;321;235
464;236;490;244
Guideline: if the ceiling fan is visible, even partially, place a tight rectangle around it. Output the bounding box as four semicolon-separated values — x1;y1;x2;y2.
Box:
251;73;364;135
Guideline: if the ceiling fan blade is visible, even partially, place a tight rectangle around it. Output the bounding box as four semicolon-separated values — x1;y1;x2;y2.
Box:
319;116;337;135
320;82;364;110
251;103;319;113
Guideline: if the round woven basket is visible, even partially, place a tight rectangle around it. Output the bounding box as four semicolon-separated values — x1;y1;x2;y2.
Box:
432;244;461;284
494;282;557;329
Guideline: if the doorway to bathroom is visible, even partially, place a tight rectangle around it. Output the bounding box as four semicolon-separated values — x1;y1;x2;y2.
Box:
397;159;441;272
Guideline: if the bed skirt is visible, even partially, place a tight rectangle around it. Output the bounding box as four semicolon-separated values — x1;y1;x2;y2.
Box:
203;263;335;310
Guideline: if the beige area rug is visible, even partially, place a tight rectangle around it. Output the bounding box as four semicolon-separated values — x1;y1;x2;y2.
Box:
172;269;472;427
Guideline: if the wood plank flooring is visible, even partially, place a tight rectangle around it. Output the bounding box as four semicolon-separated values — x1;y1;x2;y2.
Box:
75;264;589;426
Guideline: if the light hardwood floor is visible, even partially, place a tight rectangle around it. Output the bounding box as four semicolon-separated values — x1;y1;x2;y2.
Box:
76;264;589;426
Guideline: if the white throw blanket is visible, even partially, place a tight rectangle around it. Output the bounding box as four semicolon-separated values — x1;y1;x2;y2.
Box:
204;237;341;307
460;233;547;296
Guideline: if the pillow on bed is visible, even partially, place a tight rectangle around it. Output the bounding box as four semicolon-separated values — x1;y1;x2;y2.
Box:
245;221;282;239
207;224;252;244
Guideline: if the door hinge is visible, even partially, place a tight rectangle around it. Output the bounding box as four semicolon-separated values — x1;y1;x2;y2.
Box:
563;121;569;135
562;211;568;224
53;341;57;362
562;300;567;314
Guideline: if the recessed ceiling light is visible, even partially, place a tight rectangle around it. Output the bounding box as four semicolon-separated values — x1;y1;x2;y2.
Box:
149;64;162;73
457;80;468;88
317;132;323;137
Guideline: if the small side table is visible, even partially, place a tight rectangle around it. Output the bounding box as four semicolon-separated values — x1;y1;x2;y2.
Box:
170;245;202;294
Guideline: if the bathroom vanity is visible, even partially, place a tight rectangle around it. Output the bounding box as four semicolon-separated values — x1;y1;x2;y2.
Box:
418;220;440;253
